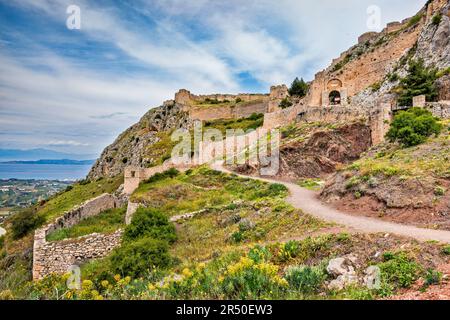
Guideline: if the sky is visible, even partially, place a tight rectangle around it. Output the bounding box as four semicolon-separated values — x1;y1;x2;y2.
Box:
0;0;427;157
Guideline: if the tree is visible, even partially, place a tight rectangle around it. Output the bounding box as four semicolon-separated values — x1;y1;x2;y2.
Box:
386;107;442;147
397;59;438;106
289;77;309;97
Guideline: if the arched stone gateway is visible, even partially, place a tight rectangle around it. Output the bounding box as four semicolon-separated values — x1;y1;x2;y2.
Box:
329;90;341;105
320;78;348;107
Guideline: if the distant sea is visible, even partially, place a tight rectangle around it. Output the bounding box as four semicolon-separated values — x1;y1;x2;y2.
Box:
0;163;92;180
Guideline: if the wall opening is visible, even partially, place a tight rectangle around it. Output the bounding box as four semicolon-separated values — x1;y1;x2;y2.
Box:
329;91;341;105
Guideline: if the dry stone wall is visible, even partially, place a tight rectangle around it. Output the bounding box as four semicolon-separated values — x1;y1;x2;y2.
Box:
33;193;122;280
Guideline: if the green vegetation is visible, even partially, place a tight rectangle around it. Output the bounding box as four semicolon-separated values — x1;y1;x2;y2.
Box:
407;13;423;28
5;176;123;240
377;252;421;296
285;265;326;294
432;13;442;26
279;98;293;109
144;131;178;167
9;207;45;240
46;207;126;242
436;67;450;78
397;59;438;106
370;82;382;92
386;107;442;147
122;208;177;244
298;178;323;191
331;54;351;72
204;113;264;135
110;237;172;278
288;77;309;97
341;119;449;183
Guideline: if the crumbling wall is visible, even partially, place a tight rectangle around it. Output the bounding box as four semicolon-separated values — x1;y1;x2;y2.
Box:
32;194;122;280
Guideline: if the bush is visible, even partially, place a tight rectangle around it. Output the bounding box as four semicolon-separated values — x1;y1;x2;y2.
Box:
144;168;180;184
424;269;442;287
279;98;293;109
378;252;420;295
432;13;442;26
220;257;287;299
110;237;171;278
276;241;300;262
123;208;177;244
434;186;446;196
397;59;438;106
289;77;309;97
386;107;442;147
285;265;326;294
9;208;45;239
442;245;450;255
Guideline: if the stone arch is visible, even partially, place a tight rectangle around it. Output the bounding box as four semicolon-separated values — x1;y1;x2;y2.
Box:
329;90;341;105
327;79;343;91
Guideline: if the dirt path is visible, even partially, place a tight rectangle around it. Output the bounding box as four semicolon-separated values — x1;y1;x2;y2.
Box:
212;162;450;244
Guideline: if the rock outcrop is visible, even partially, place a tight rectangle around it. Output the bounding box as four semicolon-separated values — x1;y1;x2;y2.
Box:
88;102;192;180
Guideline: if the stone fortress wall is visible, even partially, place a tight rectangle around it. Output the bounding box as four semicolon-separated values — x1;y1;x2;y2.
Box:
33;194;123;280
172;85;289;121
32;0;450;281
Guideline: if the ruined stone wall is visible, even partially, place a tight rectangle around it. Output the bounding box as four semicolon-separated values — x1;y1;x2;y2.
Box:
306;11;427;107
426;101;450;118
263;104;304;129
188;101;268;121
33;229;122;280
33;193;122;280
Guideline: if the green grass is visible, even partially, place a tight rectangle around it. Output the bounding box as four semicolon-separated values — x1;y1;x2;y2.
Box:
342;123;450;179
298;178;324;191
204;113;264;135
46;207;126;242
194;98;265;109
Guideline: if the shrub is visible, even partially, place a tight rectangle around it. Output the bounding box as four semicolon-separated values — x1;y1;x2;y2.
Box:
220;257;287;299
386;107;442;147
397;59;438;106
276;241;300;262
424;269;442;287
110;237;171;278
432;13;442;26
434;186;446;196
289;77;309;97
279;98;293;109
123;208;177;244
370;82;382;92
285;265;326;294
235;97;242;103
144;168;180;184
9;208;45;239
378;252;420;295
407;13;423;28
442;245;450;255
388;73;399;82
436;67;450;78
248;245;272;263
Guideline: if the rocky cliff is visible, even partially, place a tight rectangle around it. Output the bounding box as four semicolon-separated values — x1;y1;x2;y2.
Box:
88;101;192;179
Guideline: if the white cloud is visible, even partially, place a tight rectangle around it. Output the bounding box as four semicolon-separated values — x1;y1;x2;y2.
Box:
47;140;90;147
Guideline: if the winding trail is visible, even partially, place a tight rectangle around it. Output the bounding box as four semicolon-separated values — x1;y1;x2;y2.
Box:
212;162;450;244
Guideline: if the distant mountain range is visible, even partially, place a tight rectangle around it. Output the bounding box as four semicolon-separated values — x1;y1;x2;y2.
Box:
1;159;95;165
0;148;97;162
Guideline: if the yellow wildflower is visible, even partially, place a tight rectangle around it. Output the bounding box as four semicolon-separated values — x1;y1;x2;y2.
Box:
82;280;94;290
114;274;121;282
101;280;109;288
182;268;193;278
